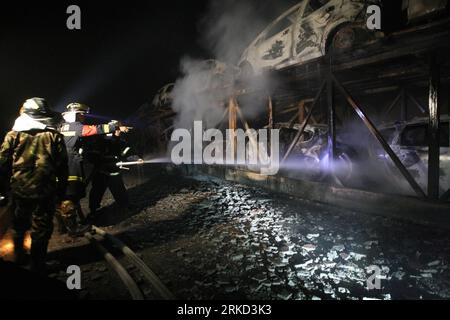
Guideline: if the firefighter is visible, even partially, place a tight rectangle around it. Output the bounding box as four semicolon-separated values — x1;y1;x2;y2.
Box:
88;123;141;219
0;98;68;274
58;103;128;236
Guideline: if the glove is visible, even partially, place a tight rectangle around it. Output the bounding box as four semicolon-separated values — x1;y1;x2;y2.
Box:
119;126;130;133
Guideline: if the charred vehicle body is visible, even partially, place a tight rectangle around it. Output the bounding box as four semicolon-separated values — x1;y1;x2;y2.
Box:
238;0;382;76
152;83;175;109
373;116;450;198
238;0;449;76
272;122;362;187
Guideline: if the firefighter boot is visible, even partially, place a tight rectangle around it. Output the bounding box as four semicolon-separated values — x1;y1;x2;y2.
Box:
30;239;48;275
59;200;91;237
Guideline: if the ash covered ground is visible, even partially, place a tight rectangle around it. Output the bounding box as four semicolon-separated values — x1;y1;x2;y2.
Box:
45;166;450;300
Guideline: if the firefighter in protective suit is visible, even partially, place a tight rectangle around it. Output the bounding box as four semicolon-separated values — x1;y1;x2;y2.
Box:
88;125;142;217
57;103;128;236
0;98;68;274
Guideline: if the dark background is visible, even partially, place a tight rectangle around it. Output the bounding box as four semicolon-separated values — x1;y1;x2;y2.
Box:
0;1;211;136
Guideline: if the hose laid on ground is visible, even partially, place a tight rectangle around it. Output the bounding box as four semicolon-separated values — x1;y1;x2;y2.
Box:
84;232;144;300
92;226;175;300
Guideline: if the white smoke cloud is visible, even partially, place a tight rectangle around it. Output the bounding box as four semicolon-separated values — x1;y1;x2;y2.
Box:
171;58;232;130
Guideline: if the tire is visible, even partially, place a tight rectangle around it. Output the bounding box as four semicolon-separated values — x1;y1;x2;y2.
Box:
334;149;355;186
328;25;375;54
331;25;356;52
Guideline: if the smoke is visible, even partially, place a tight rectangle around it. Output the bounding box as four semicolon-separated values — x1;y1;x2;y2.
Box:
199;0;277;65
171;58;231;130
170;0;297;131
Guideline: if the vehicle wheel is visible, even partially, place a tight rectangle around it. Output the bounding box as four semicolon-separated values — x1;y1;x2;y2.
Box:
334;150;354;185
331;26;356;52
329;25;375;54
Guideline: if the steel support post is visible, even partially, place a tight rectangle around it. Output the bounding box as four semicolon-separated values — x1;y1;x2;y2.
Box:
268;96;274;129
327;73;337;161
228;96;238;161
332;74;426;198
299;100;305;125
428;54;441;200
281;80;326;164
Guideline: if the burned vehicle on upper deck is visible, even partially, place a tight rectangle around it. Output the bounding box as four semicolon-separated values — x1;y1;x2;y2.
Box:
238;0;382;76
372;116;450;197
238;0;449;76
272;122;366;187
152;83;175;109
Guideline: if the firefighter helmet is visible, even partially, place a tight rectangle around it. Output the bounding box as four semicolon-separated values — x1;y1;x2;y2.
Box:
21;98;51;117
20;98;62;127
65;103;91;114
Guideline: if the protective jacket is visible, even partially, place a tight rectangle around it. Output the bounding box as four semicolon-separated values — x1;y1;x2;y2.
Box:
0;113;68;199
59;121;117;198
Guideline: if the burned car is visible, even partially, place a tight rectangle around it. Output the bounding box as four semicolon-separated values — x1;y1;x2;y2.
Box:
238;0;381;76
272;122;360;186
152;83;174;109
374;116;450;197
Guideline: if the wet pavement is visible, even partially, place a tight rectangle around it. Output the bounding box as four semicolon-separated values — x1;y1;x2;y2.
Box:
41;169;450;299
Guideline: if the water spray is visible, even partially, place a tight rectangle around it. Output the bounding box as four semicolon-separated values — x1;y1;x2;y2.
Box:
116;158;171;170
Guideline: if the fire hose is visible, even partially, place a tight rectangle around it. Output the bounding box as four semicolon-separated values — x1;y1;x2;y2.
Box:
116;159;157;170
84;231;144;300
85;226;175;300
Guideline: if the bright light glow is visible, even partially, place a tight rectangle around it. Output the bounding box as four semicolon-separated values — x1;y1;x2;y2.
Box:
0;232;32;258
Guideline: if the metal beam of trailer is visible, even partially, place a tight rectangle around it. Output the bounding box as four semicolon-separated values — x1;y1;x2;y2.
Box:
428;54;442;200
232;19;450;102
227;18;450;203
331;74;427;198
